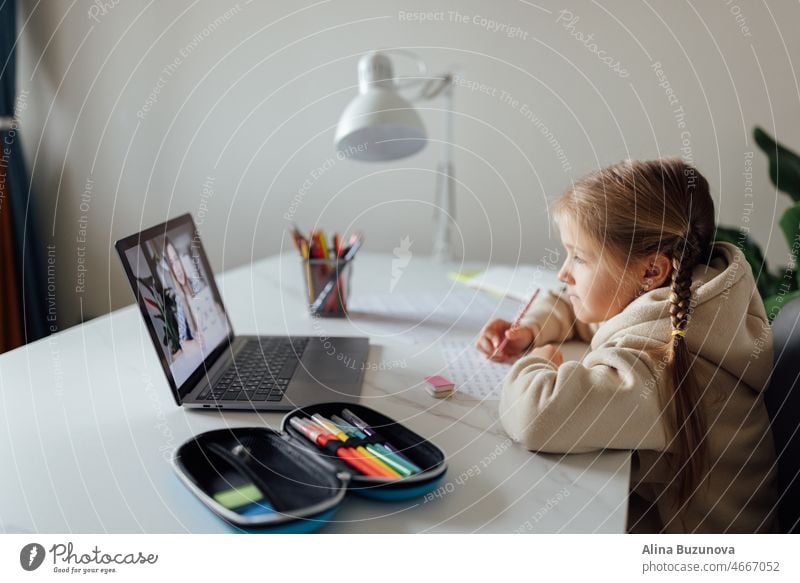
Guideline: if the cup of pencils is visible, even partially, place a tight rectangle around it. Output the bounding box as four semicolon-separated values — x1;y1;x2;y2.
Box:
291;227;363;318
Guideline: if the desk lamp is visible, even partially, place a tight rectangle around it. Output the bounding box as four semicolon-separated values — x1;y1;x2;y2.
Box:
335;51;456;262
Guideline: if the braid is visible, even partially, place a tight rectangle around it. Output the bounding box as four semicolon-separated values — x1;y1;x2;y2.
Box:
663;234;708;521
668;240;697;339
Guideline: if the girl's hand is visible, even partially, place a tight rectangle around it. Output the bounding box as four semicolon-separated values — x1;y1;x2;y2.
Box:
530;345;564;367
476;319;535;363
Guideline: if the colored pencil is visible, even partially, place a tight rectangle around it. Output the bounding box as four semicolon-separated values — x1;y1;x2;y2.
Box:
491;288;540;358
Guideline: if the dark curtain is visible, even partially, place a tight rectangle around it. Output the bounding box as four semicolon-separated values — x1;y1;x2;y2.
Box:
0;0;48;352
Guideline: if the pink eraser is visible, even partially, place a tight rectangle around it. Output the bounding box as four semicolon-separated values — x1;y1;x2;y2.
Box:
425;375;455;388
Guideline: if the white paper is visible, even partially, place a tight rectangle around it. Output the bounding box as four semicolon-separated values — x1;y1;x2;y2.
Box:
440;340;513;400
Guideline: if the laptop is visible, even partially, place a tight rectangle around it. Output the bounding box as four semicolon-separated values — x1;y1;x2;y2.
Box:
115;213;369;411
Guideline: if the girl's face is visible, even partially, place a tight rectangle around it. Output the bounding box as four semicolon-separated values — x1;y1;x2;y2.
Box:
556;218;641;324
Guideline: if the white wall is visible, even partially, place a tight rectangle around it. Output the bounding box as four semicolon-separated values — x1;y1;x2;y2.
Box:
17;0;800;328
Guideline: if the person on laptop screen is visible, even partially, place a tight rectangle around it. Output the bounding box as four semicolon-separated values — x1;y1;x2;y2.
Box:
124;223;229;386
163;236;204;352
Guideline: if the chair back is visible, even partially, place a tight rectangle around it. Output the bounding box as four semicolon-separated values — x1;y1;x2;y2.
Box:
766;297;800;533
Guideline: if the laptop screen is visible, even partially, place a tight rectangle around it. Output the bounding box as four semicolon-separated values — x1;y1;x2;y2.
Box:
116;215;233;398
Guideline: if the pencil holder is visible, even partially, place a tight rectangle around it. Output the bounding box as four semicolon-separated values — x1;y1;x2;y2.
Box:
301;258;353;318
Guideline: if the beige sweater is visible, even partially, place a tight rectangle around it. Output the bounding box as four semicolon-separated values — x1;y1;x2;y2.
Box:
499;242;778;533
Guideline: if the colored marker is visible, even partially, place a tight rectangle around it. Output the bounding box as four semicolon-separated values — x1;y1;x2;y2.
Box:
311;414;401;478
290;417;395;479
330;415;415;477
303;417;398;479
329;415;413;477
364;444;412;477
341;408;424;473
291;417;381;478
329;414;366;438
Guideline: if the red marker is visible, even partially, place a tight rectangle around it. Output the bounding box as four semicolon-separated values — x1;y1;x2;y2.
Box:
289;418;390;478
300;417;397;478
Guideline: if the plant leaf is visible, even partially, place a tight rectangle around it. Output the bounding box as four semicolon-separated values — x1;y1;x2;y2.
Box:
764;289;800;323
754;127;800;203
714;225;767;265
714;224;780;298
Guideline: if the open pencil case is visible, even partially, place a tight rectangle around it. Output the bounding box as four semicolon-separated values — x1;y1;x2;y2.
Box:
173;403;447;533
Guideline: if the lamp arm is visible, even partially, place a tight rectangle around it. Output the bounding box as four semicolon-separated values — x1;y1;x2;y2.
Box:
371;49;429;90
417;74;454;101
370;48;455;100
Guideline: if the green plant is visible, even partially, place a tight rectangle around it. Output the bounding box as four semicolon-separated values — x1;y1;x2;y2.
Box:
137;276;181;353
715;127;800;321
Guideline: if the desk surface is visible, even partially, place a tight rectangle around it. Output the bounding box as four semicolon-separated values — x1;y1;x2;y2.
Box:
0;252;630;533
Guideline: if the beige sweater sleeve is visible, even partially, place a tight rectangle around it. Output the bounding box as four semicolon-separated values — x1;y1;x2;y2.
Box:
499;336;670;454
518;289;595;346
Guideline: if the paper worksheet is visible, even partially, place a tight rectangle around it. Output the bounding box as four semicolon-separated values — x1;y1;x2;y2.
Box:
440;340;513;400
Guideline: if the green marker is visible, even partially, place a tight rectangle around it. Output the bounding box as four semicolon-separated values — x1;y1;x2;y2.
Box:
330;414;417;476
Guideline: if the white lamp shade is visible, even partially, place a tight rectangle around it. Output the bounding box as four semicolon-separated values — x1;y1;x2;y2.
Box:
335;52;427;162
335;89;426;161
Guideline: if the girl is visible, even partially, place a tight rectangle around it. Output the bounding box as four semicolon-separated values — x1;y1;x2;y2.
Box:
478;159;777;533
164;237;205;355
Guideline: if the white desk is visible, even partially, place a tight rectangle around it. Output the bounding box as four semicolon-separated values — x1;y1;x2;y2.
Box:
0;252;630;533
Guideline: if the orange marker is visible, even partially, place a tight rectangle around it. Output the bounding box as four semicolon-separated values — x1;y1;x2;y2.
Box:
289;418;393;478
303;416;397;479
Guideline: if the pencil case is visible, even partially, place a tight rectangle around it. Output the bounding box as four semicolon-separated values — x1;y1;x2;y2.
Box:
173;403;447;533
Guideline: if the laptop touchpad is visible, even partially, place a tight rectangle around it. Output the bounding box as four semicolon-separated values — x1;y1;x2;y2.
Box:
300;338;367;381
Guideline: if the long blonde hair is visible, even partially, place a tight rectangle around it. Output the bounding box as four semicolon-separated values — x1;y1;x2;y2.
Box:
554;158;716;510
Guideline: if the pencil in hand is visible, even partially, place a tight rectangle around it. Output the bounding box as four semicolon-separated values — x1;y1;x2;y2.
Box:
490;288;540;359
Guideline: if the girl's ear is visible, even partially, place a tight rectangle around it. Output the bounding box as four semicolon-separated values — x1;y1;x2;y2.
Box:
643;253;672;289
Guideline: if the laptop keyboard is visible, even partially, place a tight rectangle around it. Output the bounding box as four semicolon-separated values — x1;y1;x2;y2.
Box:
200;338;309;403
